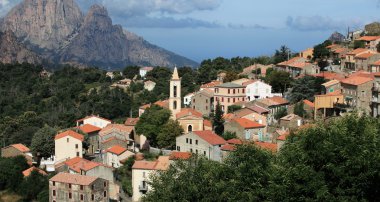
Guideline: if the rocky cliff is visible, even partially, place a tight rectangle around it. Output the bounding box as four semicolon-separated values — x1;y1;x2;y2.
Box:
0;0;198;68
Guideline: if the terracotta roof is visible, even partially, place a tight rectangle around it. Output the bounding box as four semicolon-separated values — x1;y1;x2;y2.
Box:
101;136;127;144
223;113;235;120
313;72;345;81
55;130;84;141
233;118;265;129
125;118;139;126
254;141;277;153
340;76;373;86
333;47;348;54
322;79;340;87
193;131;226;145
22;167;47;177
346;48;368;56
231;78;251;85
139;103;151;110
169;152;192;160
355;53;375;59
277;57;306;66
203;120;212;128
141;66;154;71
132;156;170;170
234;108;256;118
221;144;236;151
373;60;380;66
227;138;243;145
11;144;30;153
64;157;104;173
106;145;127;155
50;172;98;186
200;81;222;88
280;113;302;121
76;115;112;123
176;108;203;119
303;100;315;108
268;96;289;105
326;44;340;49
246;105;269;114
357;36;380;41
242;80;258;86
276;130;290;141
154;100;169;109
100;124;134;137
78;124;101;134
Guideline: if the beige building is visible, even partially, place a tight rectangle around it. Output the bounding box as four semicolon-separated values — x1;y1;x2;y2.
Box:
104;145;134;168
132;156;170;202
55;130;84;164
343;48;374;70
144;80;156;91
340;75;373;115
176;131;226;162
276;57;319;77
299;48;314;59
224;118;266;141
176;108;204;133
356;36;380;51
214;82;246;114
49;172;109;202
76;115;112;129
169;67;182;118
190;89;214;116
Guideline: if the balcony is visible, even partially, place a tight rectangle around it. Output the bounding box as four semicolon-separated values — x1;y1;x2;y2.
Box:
139;184;148;192
372;97;379;103
373;86;380;92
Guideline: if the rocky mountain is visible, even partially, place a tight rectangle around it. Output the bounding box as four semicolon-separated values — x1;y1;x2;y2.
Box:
328;32;345;43
0;31;42;64
0;0;198;69
365;22;380;36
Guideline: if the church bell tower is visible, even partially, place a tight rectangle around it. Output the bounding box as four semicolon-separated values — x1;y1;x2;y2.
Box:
169;67;181;119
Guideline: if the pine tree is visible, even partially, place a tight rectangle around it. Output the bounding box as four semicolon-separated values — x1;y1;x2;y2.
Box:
213;101;225;136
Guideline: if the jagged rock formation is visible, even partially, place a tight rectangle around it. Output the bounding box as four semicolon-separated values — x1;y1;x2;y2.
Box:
328;32;345;43
0;0;198;68
365;22;380;36
0;31;42;64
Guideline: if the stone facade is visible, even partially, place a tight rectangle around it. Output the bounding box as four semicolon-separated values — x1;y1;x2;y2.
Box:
214;82;246;114
190;90;214;116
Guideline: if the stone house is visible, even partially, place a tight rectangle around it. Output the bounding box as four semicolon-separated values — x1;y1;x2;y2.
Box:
132;156;170;202
303;100;315;117
356;36;380;51
78;124;102;155
143;80;156;91
54;130;84;164
279;114;303;130
99;124;134;151
49;172;109;202
190;89;214;116
371;73;380;117
343;48;374;70
322;79;341;94
176;131;226;162
104;145;134;168
254;96;290;124
276;57;319;77
214;82;246;114
224;118;266;141
299;48;314;59
370;60;380;73
354;53;380;72
1;143;33;163
76;115;112;129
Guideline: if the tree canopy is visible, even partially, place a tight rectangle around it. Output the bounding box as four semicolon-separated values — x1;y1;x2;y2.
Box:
213;102;225;136
289;75;326;103
265;69;293;93
30;124;57;159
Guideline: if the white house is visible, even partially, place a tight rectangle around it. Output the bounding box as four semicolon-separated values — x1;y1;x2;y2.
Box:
139;67;154;78
54;130;84;164
76;115;112;129
240;80;281;101
132;156;170;202
104;145;134;168
176;131;226;162
183;93;195;106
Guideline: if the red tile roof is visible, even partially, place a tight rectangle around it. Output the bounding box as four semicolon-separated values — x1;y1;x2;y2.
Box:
100;124;134;137
340;76;374;86
221;144;236;151
269;96;289;105
333;47;348;54
193;131;226;145
313;72;345;81
125;118;139;126
78;124;101;134
154;100;169;109
55;130;84;141
140;103;151;110
355;53;375;59
303;100;315;108
132;156;170;170
76;115;112;123
373;60;380;66
203;120;212;128
276;130;290;141
227;138;243;145
22;167;47;177
64;157;102;173
106;145;127;155
246;105;269;114
50;172;98;186
254;141;277;152
277;57;306;66
346;48;368;55
357;36;380;41
169;152;192;160
11;144;30;153
176;108;203;119
233;118;265;129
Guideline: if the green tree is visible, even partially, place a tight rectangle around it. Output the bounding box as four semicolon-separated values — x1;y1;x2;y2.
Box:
0;156;29;190
265;70;293;93
274;107;287;120
135;105;171;146
213;102;225;136
123;66;140;79
274;45;291;64
157;120;184;149
313;40;332;59
227;105;242;113
30;125;57;159
18;170;48;201
223;71;239;83
289;76;326;103
222;131;237;140
354;40;366;49
293;102;306;117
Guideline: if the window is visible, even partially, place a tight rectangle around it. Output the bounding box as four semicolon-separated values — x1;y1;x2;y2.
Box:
174;86;177;97
228;98;230;103
80;194;84;201
53;190;56;196
190;148;193;153
228;89;230;94
196;140;198;145
80;185;84;190
186;138;188;143
190;139;192;144
193;99;195;103
104;182;107;187
76;152;80;157
177;146;180;151
196;149;198;154
206;99;208;103
243;89;245;93
69;192;72;199
173;101;177;110
188;125;193;132
233;98;236;103
222;97;224;102
104;191;107;197
143;172;146;178
206;106;208;110
52;181;55;186
233;89;236;94
69;184;72;189
75;144;78;149
92;185;95;190
67;138;69;143
92;194;94;201
204;151;206;155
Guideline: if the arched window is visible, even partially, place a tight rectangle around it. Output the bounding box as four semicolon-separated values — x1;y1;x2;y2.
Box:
188;125;193;132
173;101;177;109
174;85;177;97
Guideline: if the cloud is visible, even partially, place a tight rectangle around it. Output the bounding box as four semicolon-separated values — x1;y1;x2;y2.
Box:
121;16;221;28
0;0;21;17
286;15;365;31
227;23;270;30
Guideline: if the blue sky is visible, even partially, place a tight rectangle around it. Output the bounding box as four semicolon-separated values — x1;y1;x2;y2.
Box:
1;0;380;62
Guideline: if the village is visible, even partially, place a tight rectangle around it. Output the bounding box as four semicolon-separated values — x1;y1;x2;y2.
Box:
2;30;380;202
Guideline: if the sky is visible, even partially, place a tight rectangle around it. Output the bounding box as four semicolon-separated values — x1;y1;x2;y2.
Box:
1;0;380;62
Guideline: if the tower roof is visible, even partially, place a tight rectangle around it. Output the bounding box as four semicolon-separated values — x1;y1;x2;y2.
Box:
172;67;180;80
